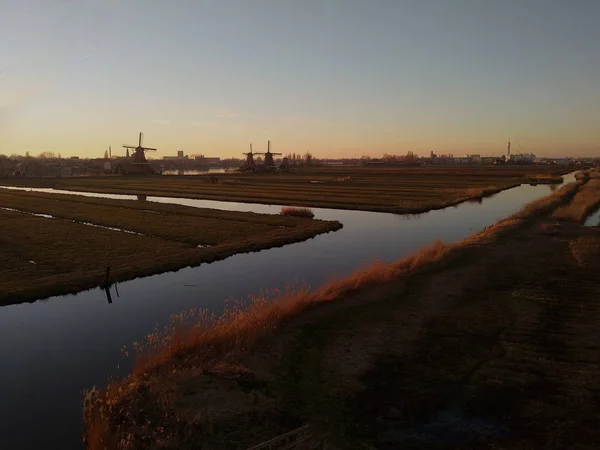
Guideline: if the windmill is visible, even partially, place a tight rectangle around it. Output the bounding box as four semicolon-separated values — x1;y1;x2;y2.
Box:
261;140;282;168
123;132;156;164
241;143;258;170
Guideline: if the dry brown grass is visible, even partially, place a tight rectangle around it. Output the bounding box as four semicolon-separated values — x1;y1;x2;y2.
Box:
575;168;600;180
515;181;581;219
83;180;583;450
553;179;600;222
280;206;315;218
84;242;451;450
132;241;449;375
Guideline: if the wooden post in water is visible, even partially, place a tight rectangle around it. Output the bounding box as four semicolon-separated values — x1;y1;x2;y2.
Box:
103;266;111;287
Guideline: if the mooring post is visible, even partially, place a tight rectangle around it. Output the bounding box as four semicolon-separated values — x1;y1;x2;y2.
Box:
104;266;111;287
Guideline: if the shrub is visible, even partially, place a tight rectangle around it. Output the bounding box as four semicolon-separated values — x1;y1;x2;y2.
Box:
281;206;314;218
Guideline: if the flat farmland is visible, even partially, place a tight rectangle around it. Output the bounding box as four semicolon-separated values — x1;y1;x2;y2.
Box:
4;165;574;213
0;190;341;305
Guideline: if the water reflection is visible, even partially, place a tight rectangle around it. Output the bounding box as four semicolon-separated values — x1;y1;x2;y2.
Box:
104;283;120;304
584;205;600;226
137;194;147;201
104;287;113;304
399;212;425;221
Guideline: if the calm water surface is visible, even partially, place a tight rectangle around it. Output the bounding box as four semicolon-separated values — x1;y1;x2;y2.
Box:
0;174;574;449
584;205;600;226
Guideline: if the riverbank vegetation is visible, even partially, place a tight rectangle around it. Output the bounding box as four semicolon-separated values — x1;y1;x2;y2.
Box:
84;178;600;449
280;206;314;218
4;165;573;214
0;190;341;305
527;173;564;184
553;176;600;223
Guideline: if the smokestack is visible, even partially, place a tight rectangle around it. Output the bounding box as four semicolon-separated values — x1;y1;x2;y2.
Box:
109;146;112;159
507;140;511;157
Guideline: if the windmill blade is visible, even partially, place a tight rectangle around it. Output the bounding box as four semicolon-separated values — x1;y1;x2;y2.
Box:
139;132;143;147
143;148;157;152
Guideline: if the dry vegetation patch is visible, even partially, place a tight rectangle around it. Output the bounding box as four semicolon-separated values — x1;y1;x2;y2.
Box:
553;178;600;222
280;206;314;218
83;181;589;449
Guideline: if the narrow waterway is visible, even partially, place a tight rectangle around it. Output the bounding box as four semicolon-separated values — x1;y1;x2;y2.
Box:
0;174;574;450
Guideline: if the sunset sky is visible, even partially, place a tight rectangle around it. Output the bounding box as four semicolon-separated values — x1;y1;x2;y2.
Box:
1;0;599;159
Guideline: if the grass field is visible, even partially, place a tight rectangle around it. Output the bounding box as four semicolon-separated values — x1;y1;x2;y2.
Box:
85;178;600;449
0;190;341;305
3;165;574;214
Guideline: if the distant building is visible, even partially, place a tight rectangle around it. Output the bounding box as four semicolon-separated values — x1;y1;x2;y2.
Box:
510;153;536;163
469;154;482;163
163;151;188;161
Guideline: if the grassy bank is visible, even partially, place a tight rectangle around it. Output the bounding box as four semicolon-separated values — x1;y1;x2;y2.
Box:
0;191;341;305
553;176;600;223
3;165;574;214
526;173;564;184
83;180;595;449
0;189;314;246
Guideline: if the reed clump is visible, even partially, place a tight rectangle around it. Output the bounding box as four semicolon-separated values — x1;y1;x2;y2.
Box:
280;206;315;218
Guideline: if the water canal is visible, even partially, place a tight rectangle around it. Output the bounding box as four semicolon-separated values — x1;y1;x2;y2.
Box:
0;173;576;449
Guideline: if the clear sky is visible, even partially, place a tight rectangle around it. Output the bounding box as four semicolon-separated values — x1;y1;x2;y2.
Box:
1;0;599;159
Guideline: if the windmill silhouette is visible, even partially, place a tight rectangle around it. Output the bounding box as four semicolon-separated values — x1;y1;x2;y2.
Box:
241;143;259;170
123;133;156;164
261;140;282;168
